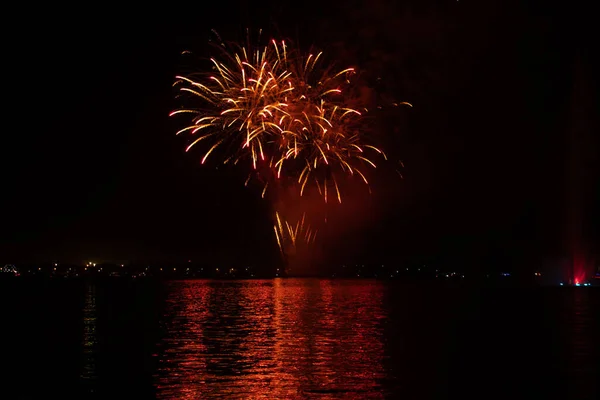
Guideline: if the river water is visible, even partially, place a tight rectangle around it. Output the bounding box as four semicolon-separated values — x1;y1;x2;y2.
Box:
1;278;598;399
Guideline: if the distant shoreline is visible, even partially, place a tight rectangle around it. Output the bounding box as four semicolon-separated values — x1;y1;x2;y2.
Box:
1;275;588;288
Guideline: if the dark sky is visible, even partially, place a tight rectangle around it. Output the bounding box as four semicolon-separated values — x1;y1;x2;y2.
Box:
2;1;597;268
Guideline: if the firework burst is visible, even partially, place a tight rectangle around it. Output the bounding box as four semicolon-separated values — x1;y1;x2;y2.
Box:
170;35;408;202
171;32;411;263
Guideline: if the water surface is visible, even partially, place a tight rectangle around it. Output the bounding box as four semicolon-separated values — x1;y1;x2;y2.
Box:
1;278;598;399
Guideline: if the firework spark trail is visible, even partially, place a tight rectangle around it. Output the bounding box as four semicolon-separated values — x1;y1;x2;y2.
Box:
273;211;318;255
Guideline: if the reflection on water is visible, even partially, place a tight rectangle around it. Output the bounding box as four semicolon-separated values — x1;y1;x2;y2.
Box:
81;283;97;382
154;279;386;399
2;279;600;398
567;289;598;399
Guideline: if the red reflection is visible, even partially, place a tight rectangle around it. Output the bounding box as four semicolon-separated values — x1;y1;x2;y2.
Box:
154;281;212;399
154;279;386;399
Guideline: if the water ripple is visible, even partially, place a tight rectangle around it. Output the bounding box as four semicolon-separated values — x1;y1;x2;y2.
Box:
154;279;386;399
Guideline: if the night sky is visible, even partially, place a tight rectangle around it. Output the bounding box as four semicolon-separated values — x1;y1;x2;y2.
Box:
2;1;597;269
